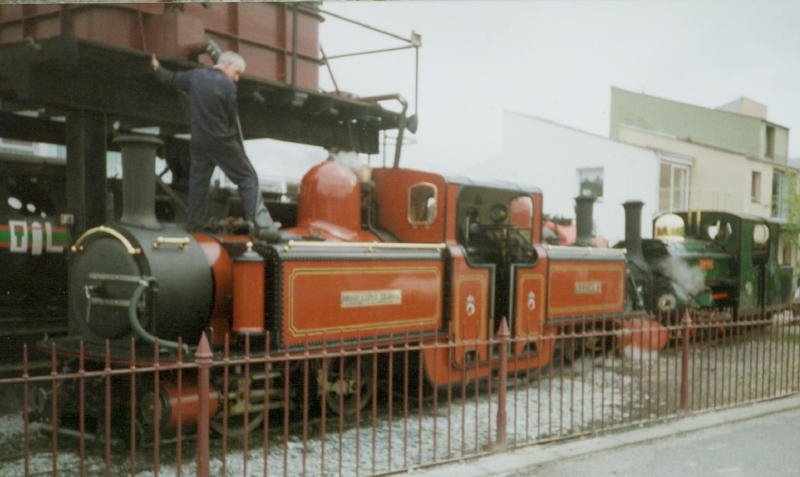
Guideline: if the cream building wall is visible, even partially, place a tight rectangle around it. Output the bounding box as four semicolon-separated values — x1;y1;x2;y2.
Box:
610;88;789;164
618;125;774;216
464;112;661;244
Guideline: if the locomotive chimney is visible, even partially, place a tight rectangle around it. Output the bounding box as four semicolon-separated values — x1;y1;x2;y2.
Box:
113;134;163;229
623;200;645;261
574;195;596;247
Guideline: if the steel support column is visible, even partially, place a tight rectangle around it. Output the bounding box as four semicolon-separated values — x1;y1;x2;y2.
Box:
66;110;107;234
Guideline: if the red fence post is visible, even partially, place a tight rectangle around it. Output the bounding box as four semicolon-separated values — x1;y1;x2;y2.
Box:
496;317;510;448
679;311;691;414
195;333;212;477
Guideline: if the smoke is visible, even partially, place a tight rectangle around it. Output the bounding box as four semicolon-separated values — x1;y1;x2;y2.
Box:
658;257;706;295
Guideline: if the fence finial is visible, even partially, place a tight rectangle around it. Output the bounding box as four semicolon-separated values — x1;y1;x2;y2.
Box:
496;316;510;448
196;332;212;359
496;316;511;339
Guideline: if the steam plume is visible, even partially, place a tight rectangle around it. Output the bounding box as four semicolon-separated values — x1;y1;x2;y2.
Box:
658;257;706;295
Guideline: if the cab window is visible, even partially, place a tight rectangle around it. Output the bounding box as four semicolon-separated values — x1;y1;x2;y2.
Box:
654;214;685;241
707;220;732;242
408;183;437;227
752;224;769;245
510;195;533;242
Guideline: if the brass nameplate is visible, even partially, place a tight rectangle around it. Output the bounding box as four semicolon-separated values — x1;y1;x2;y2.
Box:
575;281;602;294
341;289;402;308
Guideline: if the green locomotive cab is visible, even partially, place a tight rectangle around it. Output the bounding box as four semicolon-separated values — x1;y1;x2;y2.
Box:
649;211;793;318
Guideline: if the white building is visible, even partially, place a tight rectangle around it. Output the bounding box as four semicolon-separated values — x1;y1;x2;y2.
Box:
464;111;661;244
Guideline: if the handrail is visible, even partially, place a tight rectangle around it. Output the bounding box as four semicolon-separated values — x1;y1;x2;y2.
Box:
283;241;446;252
71;226;140;255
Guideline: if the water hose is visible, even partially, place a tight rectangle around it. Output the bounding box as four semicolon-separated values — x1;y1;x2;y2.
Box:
129;279;188;353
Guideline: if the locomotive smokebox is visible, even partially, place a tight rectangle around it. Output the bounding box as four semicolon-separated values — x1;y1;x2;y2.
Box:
68;133;212;346
623;200;645;262
113;134;163;229
574;195;596;247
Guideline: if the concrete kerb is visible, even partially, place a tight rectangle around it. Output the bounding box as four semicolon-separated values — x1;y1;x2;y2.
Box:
411;394;800;477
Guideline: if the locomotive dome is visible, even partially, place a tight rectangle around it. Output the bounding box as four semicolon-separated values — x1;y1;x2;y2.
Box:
296;160;361;232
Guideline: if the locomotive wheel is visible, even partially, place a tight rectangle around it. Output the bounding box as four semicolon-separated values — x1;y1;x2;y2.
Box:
210;409;265;437
551;338;577;366
210;369;267;437
656;292;678;313
317;356;373;417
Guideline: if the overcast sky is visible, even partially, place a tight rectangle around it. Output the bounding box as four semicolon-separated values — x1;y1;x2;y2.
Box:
247;0;800;177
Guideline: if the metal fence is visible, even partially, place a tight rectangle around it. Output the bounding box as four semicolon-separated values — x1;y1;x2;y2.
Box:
0;307;798;476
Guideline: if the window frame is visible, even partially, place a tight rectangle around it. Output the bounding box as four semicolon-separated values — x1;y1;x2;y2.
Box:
407;182;438;228
751;171;762;204
658;160;690;213
765;125;775;159
771;170;790;219
576;167;604;199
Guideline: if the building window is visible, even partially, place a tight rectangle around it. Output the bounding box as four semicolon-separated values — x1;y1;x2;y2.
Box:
751;171;762;203
659;161;689;212
779;237;793;265
765;125;775;159
772;170;790;219
577;168;603;198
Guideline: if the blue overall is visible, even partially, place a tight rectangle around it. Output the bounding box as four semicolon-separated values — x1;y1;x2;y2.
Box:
155;66;260;231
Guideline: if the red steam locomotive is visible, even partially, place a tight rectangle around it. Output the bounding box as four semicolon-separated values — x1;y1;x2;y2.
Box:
49;134;666;433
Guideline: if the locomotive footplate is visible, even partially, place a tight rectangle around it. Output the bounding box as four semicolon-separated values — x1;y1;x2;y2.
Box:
39;336;187;365
40;335;280;366
690;308;734;324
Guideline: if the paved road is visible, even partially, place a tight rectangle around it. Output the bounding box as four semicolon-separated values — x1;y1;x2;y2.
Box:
523;408;800;477
417;395;800;477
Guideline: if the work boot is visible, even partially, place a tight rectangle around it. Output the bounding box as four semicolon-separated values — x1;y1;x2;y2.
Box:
256;225;281;242
252;205;288;242
254;204;278;229
244;220;277;242
252;204;303;243
253;224;301;243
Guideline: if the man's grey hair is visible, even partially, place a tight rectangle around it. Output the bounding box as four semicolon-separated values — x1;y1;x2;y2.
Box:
217;51;246;71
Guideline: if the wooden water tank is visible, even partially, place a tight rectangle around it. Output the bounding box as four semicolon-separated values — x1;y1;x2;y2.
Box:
0;3;321;90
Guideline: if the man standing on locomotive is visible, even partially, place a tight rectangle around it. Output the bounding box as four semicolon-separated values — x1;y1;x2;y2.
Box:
150;51;281;241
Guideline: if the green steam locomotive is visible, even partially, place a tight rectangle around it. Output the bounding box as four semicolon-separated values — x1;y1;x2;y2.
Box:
629;208;794;321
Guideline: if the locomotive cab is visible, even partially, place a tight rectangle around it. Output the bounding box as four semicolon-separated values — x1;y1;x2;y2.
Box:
456;187;538;266
455;186;539;324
